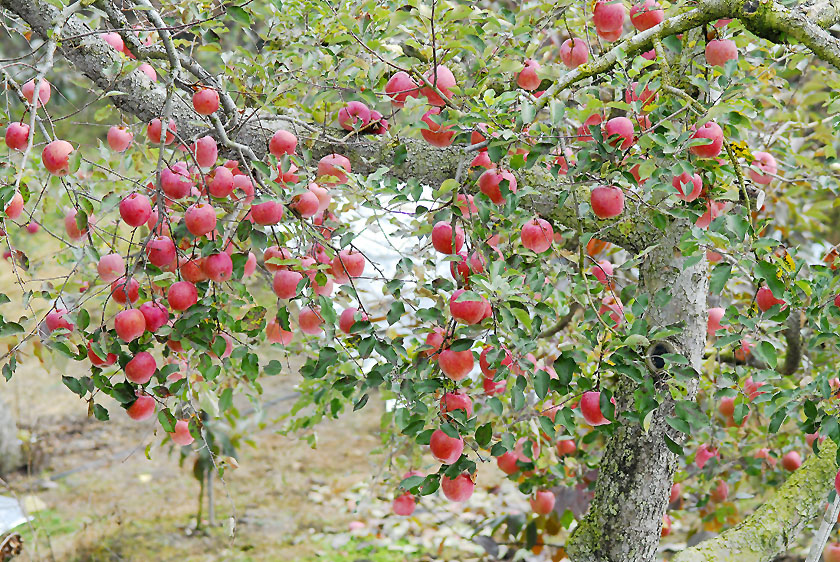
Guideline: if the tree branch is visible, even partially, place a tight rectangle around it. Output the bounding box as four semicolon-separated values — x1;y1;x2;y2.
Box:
673;439;838;562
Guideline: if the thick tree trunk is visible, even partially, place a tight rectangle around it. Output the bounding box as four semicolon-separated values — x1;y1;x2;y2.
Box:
567;222;709;562
0;398;21;476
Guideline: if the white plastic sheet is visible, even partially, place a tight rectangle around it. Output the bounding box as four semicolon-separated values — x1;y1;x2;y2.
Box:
0;495;28;535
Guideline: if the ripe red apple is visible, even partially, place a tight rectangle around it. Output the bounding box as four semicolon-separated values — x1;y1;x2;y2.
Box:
292;191;320;217
661;514;672;537
193;136;218;168
266;318;294;345
530;490;555;515
42;140;74;176
756;286;785;312
590;260;613;285
264;246;292;272
710;479;729;502
556;439;577;456
560;38;589;68
184;203;218;236
597;27;623;41
438;347;474;380
5;122;30;151
672;171;703;202
441;473;474;502
168;281;198;311
824;543;840;562
299;306;324;335
170;420;195;446
669;483;682;503
125;351;156;384
101;32;124;51
272;270;303;299
209;166;235;198
251;200;285;225
111;276;140;304
580;391;610;426
337;101;371;131
603;117;635;150
517;59;541;91
478;168;517;205
422;327;445;357
749;151;777;185
625;82;657;110
689;121;724;158
137;301;168;333
695;443;719;468
420;65;456;106
479;346;514;378
161;163;192;199
431;221;465;254
22;78;51;107
578;114;604;142
392;492;415;516
430;428;464;464
420;108;455;147
146;236;176;267
115;308;146;342
4;192;23;220
332;249;365;279
385;71;419;107
593;0;625;31
317;154;351;185
629;0;663;30
107;126;133;152
718;396;735;418
192;88;220;115
138;63;157;80
450;289;487;325
781;450;801;471
705;39;738;66
120;193;152;227
440;392;473;417
87;341;117;367
45;308;74;333
203;252;233;283
269;129;297;157
707;307;725;336
590;185;625;218
147;118;176;145
696;200;724;229
339;307;368;334
521;218;553;253
126;394;155;420
834;294;840;308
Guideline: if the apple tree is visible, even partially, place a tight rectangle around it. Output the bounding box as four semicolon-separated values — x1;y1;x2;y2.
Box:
1;0;840;560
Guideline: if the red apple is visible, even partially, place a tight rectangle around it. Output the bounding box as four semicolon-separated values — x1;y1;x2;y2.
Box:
707;307;725;336
440;392;473;416
45;308;74;333
580;391;609;426
749;151;777;185
705;39;738;66
710;479;729;502
126;394;155;420
203;252;233;283
560;38;589;68
450;289;487;325
629;0;663;31
107;125;133;152
695;443;719;468
578;113;604;142
420;108;455;147
147;118;176;145
669;483;682;503
603;117;635;150
139;301;169;333
272;270;303;299
478;168;517;205
291;191;320;217
266;318;294;345
138;63;157;80
824;543;840;562
146;236;176;267
339;307;368;334
422;327;445;358
590;260;613;285
5;122;29;151
597;27;623;41
756;286;785;312
420;65;456;106
193;136;218;168
42;140;74;176
317;154;351;185
661;514;672;537
111;276;140;305
125;351;156;384
170;420;195;446
115;308;146;342
517;59;541;91
441;473;474;502
22;78;51;107
192;88;220;115
299;306;324;335
269;129;297;157
87;341;117;367
430;428;463;464
337;101;371;131
690;121;724;158
590;185;625;218
264;246;292;272
672;172;703;202
718;396;735;418
168;281;198;311
4;192;23;220
209;166;235;198
385;71;419;107
521;218;554;253
593;0;625;31
392;492;416;516
332;249;365;279
184;203;217;236
530;490;555;515
781;451;801;471
431;221;465;254
438;347;474;380
120;193;152;227
161;163;192;199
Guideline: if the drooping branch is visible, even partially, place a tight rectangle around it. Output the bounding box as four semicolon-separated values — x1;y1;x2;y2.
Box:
673;439;839;562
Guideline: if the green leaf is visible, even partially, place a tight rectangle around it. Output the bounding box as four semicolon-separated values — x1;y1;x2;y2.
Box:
62;375;85;397
663;433;683;455
228;5;251;24
157;409;176;432
475;423;492;447
769;409;787;433
219;388;234;412
521;100;535;124
93;404;109;421
533;369;549;400
754;341;778;368
386;301;405;325
709;263;732;295
756;261;784;299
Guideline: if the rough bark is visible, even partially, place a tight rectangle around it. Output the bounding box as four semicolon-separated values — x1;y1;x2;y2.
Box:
674;440;839;562
566;221;709;562
0;399;21;475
